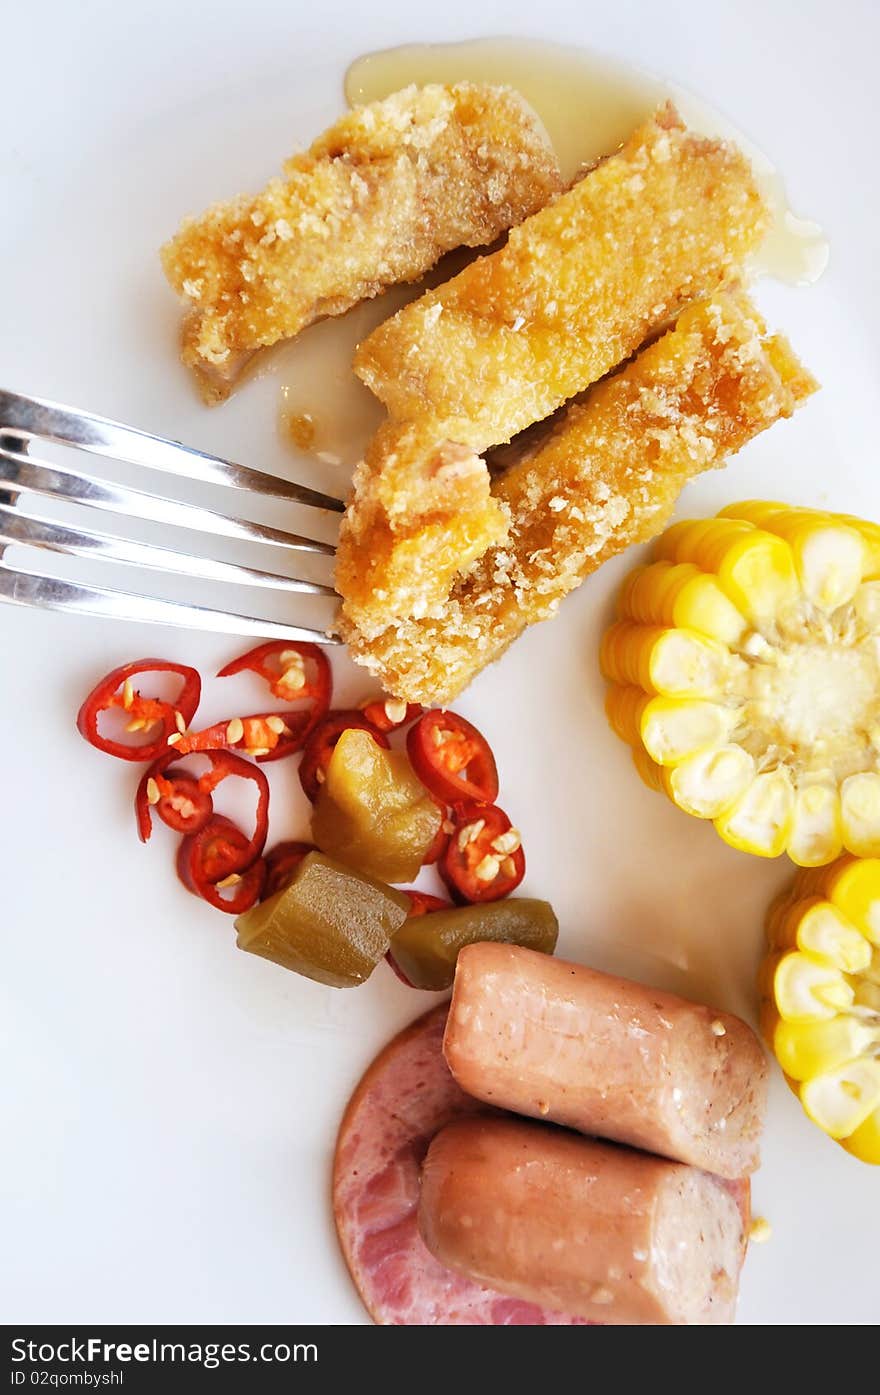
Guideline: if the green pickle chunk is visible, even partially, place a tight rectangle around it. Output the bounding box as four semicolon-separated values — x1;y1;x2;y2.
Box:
235;851;410;987
389;899;559;991
311;727;442;883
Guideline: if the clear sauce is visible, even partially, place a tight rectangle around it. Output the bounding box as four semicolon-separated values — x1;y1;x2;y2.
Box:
277;36;827;464
346;37;828;285
276;293;402;470
275;247;477;467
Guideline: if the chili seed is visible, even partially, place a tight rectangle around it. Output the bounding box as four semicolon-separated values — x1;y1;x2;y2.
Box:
474;854;501;882
491;828;521;856
457;819;485;852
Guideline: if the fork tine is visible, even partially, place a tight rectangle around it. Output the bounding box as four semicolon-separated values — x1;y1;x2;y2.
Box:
0;388;346;513
0;558;342;644
0;499;337;596
0;448;337;556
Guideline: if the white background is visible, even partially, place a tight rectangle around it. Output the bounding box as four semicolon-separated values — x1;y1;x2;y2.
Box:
2;0;879;1324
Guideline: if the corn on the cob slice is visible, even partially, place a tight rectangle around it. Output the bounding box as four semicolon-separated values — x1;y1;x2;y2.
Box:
759;856;880;1164
603;502;880;865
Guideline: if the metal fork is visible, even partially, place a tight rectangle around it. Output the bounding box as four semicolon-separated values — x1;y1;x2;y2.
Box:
0;388;344;644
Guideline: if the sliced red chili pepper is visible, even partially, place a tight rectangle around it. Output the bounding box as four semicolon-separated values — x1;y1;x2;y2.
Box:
77;659;201;762
439;801;525;904
135;747;269;861
217;640;331;715
406;711;499;806
298;710;390;802
177;815;266;914
149;767;213;836
171;710;314;763
263;841;316;900
404;891;451;916
361;698;424;733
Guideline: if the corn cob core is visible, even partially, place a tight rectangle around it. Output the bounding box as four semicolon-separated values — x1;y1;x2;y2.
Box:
602;502;880;866
759;856;880;1164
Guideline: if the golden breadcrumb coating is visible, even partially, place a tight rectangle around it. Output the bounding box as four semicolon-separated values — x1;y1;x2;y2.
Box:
354;105;770;448
340;293;818;705
161;84;561;402
335;421;508;637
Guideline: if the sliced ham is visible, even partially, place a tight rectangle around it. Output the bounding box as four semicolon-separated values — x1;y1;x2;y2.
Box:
332;1005;590;1325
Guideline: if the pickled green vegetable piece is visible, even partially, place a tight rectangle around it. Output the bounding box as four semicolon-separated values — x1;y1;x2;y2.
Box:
312;727;442;883
235;851;410;987
389;898;559;991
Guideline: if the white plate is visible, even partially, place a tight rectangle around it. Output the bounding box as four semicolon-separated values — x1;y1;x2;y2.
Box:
2;0;878;1326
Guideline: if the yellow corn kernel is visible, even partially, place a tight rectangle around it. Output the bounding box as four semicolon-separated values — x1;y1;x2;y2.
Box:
793;901;871;973
672;574;750;647
788;521;865;611
667;744;754;819
655;517;755;573
616;562;698;623
600;622;667;691
800;1058;880;1139
824;855;880;943
648;629;730;699
840;1106;880;1165
714;531;801;629
718;500;792;530
765;893;869;972
617;558;749;648
640;697;732;767
836;513;880;580
788;782;843;868
651;519;714;563
714;768;795;858
840;773;880;857
771;1015;879;1082
724;504;867;610
771;949;855;1022
602;623;729;697
604;685;650;747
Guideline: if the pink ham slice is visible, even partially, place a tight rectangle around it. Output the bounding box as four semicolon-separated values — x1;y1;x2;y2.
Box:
332;1004;590;1325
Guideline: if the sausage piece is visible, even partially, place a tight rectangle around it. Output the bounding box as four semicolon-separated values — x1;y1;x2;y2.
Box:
419;1116;748;1325
443;943;767;1178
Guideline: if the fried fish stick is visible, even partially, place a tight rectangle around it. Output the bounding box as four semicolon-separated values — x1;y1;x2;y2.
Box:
161;84;562;402
354;105;769;448
341;293;818;705
335;421;509;637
